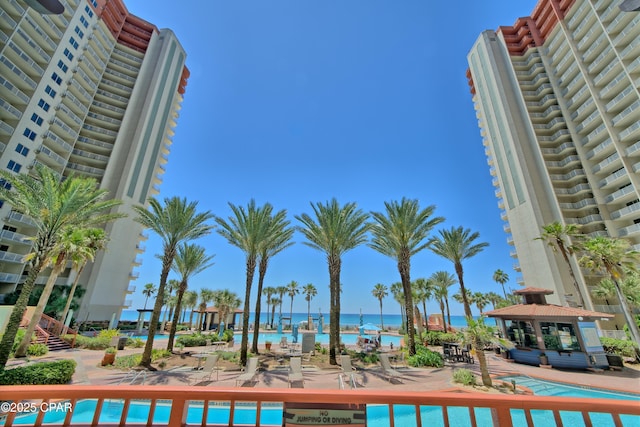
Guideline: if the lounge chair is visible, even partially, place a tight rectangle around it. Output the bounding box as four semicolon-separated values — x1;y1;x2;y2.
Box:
191;354;219;384
235;357;259;387
287;357;305;387
379;354;403;383
339;355;360;389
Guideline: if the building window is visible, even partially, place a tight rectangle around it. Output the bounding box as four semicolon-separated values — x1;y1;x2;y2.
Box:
69;37;79;49
30;113;43;126
90;0;98;8
15;143;29;156
7;160;22;173
74;26;84;39
0;179;11;190
23;128;37;141
45;85;57;98
80;16;89;28
63;48;74;61
57;60;68;73
540;322;580;351
85;5;94;17
505;320;538;349
37;99;50;111
51;72;62;85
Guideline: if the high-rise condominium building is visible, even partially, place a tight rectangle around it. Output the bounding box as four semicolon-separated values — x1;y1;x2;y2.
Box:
467;0;639;338
0;0;188;321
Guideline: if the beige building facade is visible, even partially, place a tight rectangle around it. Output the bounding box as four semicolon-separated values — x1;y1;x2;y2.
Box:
467;0;639;337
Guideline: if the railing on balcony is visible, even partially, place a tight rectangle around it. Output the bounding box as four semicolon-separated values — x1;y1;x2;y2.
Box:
1;386;638;427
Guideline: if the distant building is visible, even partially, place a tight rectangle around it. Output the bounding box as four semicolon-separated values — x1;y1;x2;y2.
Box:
0;0;188;321
467;0;639;338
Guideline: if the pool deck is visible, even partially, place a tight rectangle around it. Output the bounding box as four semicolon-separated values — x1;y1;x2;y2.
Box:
8;341;639;395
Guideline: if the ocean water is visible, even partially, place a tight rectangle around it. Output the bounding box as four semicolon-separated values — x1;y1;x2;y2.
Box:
120;310;495;329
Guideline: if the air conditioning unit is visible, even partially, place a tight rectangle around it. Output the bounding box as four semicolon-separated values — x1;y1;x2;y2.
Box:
54;105;60;110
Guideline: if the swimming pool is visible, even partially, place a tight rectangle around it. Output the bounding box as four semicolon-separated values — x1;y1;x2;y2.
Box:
132;332;403;347
499;375;640;401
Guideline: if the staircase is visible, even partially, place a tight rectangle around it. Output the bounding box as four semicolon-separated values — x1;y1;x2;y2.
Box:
34;325;71;351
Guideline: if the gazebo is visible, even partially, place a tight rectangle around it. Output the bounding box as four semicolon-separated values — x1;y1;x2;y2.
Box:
195;306;243;332
485;287;614;370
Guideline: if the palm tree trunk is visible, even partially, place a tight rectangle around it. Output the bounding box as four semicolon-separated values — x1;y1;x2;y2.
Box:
559;248;585;307
0;254;47;369
475;337;492;386
58;263;86;333
252;257;268;354
16;257;66;357
445;298;452;327
379;299;384;330
455;262;473;318
140;252;173;368
167;281;187;352
240;256;257;366
307;299;311;330
289;297;294;328
328;255;341;365
422;300;429;332
439;300;447;332
188;310;195;330
609;273;640;346
398;257;416;356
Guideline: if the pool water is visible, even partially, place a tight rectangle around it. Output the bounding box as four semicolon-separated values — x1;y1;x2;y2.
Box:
499;375;640;401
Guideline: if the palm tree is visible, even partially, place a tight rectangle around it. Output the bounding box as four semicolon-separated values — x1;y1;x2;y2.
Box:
197;288;215;332
0;166;123;368
431;271;456;332
296;199;369;365
263;286;277;327
183;290;199;328
252;208;294;353
413;278;433;332
133;196;213;368
592;274;640;310
142;283;157;310
213;289;241;335
493;269;509;299
303;283;317;330
167;243;215;351
459;317;496;386
390;282;406;331
579;236;640;346
430;226;490;386
270;297;281;328
473;292;489;314
276;285;287;323
58;228;108;329
162;279;180;332
536;222;585;307
286;280;299;327
369;198;444;355
485;291;503;310
371;283;388;329
215;199;272;366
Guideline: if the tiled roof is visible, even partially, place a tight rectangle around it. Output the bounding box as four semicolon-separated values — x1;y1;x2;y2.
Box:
485;304;614;319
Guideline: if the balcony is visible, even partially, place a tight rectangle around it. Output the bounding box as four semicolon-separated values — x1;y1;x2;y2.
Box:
619;222;640;237
127;285;136;293
610;202;640;220
0;250;24;263
0;229;31;245
1;386;638;427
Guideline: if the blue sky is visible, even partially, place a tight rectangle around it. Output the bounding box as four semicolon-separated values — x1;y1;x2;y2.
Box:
124;0;539;316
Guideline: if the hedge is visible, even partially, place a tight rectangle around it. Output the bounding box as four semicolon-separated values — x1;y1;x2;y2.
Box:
0;359;76;385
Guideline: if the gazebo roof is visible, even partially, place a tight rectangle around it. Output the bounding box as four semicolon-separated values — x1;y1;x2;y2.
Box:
485;304;614;320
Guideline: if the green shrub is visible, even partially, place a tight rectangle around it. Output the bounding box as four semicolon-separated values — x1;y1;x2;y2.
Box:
452;368;476;386
126;337;145;348
97;329;120;340
222;329;234;342
176;333;208;347
113;349;172;369
27;343;49;356
0;359;76;385
423;331;459;346
600;337;639;358
407;346;444;368
66;334;111;350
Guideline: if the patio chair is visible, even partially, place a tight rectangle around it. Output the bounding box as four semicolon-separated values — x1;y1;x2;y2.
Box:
287;357;305;387
379;354;403;383
280;336;289;349
339;355;360;389
235;357;259;387
191;354;220;384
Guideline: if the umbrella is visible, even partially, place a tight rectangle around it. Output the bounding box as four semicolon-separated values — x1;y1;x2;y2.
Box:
359;323;380;332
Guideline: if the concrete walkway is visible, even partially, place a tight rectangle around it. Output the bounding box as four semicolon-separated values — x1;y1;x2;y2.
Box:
18;345;640;395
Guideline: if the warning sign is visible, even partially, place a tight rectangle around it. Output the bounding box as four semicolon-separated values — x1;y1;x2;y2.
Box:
283;402;366;426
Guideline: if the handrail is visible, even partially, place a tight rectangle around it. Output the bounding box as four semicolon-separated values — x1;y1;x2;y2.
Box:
33;324;50;344
40;313;78;348
1;385;638;427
